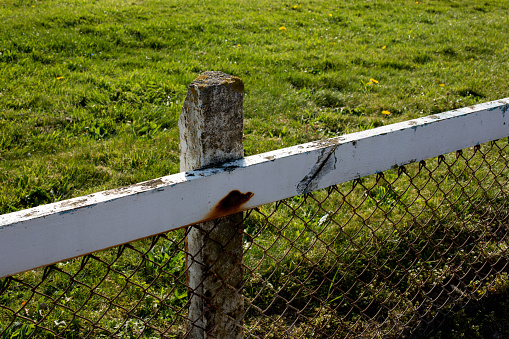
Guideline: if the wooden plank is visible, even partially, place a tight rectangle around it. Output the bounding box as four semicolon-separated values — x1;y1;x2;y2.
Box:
0;98;508;278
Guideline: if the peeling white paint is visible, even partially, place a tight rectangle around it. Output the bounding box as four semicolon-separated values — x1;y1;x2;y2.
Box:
0;98;508;278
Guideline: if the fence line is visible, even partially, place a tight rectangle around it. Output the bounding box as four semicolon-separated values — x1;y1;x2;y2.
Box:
1;138;508;338
1;93;508;279
1;72;509;338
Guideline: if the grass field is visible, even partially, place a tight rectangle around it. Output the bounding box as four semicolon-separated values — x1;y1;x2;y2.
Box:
1;0;509;213
1;0;509;337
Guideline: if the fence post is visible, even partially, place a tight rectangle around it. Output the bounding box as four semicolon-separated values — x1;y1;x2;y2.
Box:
179;71;245;338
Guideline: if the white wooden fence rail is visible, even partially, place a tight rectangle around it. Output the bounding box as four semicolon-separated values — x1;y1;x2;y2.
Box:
1;98;508;278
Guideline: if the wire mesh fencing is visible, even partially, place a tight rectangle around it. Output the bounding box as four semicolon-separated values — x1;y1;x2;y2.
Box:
1;138;509;338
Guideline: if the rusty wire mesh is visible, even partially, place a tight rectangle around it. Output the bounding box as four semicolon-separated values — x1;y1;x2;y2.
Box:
1;138;509;338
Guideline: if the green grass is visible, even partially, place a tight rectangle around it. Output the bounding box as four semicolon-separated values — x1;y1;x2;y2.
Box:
1;0;509;212
1;0;509;337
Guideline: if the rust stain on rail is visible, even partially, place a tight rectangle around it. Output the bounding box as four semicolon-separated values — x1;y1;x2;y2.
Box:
205;190;254;220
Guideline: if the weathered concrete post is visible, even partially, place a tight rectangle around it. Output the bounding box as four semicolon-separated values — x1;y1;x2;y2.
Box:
179;71;245;339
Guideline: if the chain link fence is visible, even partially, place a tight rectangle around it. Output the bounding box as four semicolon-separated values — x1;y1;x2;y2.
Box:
1;138;508;338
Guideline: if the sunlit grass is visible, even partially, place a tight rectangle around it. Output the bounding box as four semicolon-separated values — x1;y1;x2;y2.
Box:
1;0;509;213
1;0;509;337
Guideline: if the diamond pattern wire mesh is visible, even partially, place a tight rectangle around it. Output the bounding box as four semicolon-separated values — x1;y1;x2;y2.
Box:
1;138;509;338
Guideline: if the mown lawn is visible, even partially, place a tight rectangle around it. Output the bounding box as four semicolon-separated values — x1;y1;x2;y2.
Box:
1;0;508;213
1;0;509;337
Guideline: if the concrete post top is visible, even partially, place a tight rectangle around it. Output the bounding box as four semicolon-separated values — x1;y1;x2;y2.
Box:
179;71;244;171
191;71;244;94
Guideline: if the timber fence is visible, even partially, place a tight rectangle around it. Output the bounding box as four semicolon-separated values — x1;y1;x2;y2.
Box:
1;72;509;338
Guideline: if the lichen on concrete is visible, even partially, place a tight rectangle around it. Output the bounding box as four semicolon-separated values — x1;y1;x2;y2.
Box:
179;71;244;172
191;71;244;94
